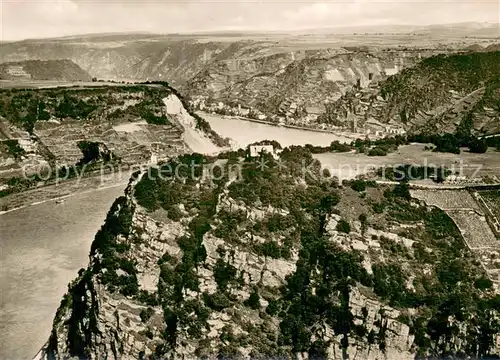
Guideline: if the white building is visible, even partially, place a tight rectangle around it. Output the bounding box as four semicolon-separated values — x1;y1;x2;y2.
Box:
385;126;406;135
384;65;399;77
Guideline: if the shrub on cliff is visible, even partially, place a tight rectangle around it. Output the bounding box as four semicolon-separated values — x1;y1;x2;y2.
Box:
336;219;351;234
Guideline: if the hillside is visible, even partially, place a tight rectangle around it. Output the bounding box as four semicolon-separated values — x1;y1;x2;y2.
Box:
319;51;500;136
0;60;92;82
39;149;500;359
183;48;434;116
0;82;226;201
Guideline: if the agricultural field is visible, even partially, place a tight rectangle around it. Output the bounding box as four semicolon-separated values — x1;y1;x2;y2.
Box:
447;210;497;250
410;189;481;211
411;188;500;283
315;143;500;181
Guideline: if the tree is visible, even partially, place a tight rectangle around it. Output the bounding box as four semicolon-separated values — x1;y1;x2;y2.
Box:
392;182;411;200
468;138;488;153
350;180;366;192
359;213;368;234
336;219;351;234
244;291;260;310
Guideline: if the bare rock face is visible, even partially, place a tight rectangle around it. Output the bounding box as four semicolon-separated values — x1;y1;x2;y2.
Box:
38;154;500;360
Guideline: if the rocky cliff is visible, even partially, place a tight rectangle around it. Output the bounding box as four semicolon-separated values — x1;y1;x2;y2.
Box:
40;149;500;359
0;36;252;85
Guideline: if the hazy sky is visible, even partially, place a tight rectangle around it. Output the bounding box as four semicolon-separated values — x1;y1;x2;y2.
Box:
1;0;499;41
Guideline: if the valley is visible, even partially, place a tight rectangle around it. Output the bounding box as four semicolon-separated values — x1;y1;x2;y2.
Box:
0;23;499;360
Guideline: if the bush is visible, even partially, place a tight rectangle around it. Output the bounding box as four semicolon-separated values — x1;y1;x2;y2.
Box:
266;300;280;315
350;179;367;192
167;205;183;221
468;138;488;153
1;140;25;159
134;175;158;211
213;259;237;291
203;292;232;311
330;140;352;152
244;291;260;310
255;241;281;259
368;146;389;156
140;307;155;323
336;219;351;234
391;182;411;200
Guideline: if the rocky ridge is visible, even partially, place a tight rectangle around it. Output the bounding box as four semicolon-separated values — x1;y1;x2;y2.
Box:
39;150;500;359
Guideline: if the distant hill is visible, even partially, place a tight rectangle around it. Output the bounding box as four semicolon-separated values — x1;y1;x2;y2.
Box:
0;59;92;82
320;51;500;136
0;23;497;84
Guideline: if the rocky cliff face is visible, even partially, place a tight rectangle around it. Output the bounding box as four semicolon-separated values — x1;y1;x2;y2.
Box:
0;37;251;85
183;49;435;118
40;150;500;359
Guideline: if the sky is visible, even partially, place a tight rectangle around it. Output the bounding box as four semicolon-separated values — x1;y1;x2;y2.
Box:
1;0;499;41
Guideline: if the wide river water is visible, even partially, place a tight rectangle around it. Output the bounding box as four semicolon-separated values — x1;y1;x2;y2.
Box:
0;186;126;359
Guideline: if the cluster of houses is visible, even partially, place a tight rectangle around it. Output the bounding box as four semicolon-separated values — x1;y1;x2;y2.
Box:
190;98;269;121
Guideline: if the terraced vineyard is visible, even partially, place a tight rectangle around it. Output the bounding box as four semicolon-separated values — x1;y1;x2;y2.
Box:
447;210;497;249
34;121;186;166
479;190;500;222
411;188;500;283
410;189;481;211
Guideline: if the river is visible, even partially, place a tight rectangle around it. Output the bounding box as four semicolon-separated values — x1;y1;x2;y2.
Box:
0;185;126;360
201;112;352;148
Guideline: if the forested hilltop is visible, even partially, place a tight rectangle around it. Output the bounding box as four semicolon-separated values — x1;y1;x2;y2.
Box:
43;147;500;360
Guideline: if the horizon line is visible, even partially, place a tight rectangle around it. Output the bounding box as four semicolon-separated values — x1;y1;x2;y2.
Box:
2;21;498;43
